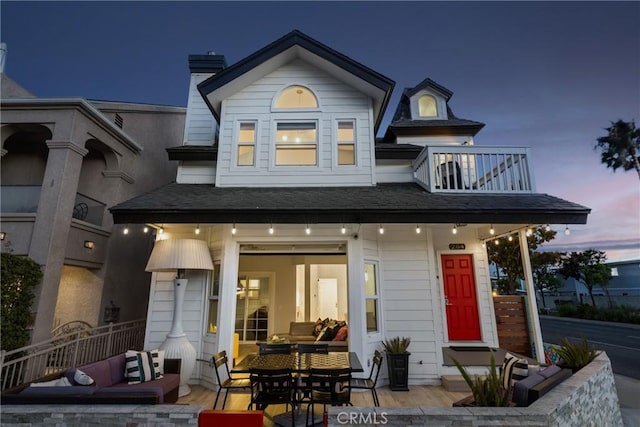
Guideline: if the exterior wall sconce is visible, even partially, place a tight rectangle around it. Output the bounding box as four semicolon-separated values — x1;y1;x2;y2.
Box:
0;232;5;240
84;240;95;250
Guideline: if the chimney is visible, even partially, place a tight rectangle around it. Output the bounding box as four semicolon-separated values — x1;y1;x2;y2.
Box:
182;52;227;146
0;43;7;73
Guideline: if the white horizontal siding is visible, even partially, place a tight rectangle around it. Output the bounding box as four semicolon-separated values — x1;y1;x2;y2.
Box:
216;59;375;187
375;160;413;183
177;162;216;184
183;73;217;146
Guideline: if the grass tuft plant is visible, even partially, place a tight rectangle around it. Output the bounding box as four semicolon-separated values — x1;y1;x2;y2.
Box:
382;336;411;353
555;335;599;372
451;350;511;407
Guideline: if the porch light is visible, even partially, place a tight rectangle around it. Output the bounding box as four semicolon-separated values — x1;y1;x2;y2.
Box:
145;238;214;397
341;225;346;235
195;225;200;235
83;240;95;250
159;225;164;235
508;235;513;242
231;224;237;235
526;228;533;237
489;225;495;235
305;224;311;235
143;226;149;233
123;226;129;235
378;224;384;234
565;226;571;235
415;224;421;234
452;224;457;235
269;224;274;235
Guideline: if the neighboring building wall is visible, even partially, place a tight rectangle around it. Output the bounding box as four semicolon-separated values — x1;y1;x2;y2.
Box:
54;265;103;328
215;59;375;187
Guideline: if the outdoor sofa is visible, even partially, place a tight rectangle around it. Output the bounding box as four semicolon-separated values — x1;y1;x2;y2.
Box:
277;321;348;351
1;352;181;404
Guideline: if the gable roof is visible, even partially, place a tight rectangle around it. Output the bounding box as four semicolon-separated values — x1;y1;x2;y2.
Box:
110;182;590;226
197;29;395;133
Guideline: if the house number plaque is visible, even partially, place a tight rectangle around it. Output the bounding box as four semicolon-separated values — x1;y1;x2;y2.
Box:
448;243;466;250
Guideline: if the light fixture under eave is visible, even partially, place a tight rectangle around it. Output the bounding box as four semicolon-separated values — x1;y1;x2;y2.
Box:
123;226;129;235
494;239;500;245
268;224;274;235
231;224;237;235
415;224;421;234
305;224;311;235
508;235;513;242
489;225;495;235
145;238;214;397
143;226;149;233
195;225;200;235
341;224;346;235
159;225;164;235
452;224;457;235
83;240;95;250
378;224;384;235
526;228;533;237
565;226;571;235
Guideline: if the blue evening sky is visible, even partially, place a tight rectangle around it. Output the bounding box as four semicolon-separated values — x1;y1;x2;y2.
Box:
1;1;638;261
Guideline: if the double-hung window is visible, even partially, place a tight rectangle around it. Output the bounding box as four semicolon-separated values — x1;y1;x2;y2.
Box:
237;122;256;166
364;262;380;333
337;121;355;165
275;122;317;166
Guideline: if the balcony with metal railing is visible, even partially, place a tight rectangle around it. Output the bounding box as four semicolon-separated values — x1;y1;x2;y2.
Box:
413;145;535;193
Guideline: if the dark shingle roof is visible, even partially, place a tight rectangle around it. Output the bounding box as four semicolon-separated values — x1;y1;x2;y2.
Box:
110;183;590;225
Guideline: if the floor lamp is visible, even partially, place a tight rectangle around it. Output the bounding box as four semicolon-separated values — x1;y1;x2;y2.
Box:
145;238;214;397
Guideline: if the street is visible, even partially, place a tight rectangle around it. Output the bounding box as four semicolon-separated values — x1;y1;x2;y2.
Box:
540;316;640;379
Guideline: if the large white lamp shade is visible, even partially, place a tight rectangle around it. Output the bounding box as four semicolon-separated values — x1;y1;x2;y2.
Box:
146;238;213;396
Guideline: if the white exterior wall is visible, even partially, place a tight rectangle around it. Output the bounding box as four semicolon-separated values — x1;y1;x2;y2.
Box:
376;159;413;183
176;161;216;184
215;59;375;187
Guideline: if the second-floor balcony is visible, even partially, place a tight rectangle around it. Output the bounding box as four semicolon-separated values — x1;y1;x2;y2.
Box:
413;145;535;193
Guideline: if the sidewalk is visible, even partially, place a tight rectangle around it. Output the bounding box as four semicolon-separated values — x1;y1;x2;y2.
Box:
615;374;640;426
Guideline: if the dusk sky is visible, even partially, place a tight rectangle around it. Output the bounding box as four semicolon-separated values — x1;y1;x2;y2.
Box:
2;1;638;262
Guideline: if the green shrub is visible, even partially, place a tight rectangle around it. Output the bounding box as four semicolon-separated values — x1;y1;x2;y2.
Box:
382;336;411;353
576;303;598;319
558;304;577;317
556;335;599;373
451;350;510;407
1;253;42;351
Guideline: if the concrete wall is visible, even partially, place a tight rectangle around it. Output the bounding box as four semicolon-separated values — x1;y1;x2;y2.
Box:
327;352;622;427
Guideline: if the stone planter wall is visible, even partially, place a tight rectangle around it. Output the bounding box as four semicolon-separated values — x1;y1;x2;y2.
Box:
328;352;622;427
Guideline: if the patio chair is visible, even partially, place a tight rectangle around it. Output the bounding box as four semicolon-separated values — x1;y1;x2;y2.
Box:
296;343;329;354
306;367;352;426
350;350;383;406
259;343;293;355
249;368;295;427
212;350;252;409
293;343;330;406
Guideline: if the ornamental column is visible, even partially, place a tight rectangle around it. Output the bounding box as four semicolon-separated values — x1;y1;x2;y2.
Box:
29;140;88;344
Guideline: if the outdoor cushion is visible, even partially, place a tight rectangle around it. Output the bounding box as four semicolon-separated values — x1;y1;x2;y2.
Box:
20;386;97;396
125;349;162;384
502;352;529;390
538;365;562;379
106;354;127;384
65;361;112;388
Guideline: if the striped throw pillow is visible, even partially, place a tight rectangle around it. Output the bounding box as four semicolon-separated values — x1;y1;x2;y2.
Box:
502;352;529;390
125;349;162;384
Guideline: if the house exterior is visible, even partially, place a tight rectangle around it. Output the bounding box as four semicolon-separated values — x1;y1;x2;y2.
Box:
0;72;186;344
110;30;590;388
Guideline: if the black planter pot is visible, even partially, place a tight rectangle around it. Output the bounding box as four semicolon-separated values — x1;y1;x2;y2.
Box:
386;352;410;391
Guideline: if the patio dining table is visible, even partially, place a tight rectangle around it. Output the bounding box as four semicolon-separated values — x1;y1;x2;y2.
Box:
232;351;364;374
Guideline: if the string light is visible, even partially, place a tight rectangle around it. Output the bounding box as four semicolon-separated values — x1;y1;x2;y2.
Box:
231;224;237;235
341;224;346;235
268;224;274;235
143;226;149;233
123;226;129;235
489;225;495;235
159;225;164;235
494;239;500;245
481;241;486;248
565;226;571;235
452;224;457;235
195;225;200;235
415;224;421;234
508;235;513;242
545;224;551;232
526;228;533;237
378;224;384;235
305;224;311;235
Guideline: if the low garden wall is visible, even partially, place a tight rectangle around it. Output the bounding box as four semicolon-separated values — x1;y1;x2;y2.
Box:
328;352;622;427
0;403;202;426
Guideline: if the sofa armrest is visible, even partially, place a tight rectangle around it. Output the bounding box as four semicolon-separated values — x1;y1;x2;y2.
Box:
530;368;572;400
164;358;181;375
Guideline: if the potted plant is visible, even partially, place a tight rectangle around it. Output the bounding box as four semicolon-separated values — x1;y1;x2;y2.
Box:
451;350;511;407
556;335;599;373
382;336;411;391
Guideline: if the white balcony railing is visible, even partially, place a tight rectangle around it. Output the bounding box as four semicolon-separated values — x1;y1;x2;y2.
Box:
413;145;535;193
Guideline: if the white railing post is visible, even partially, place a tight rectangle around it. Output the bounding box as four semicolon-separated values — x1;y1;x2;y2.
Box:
106;322;114;356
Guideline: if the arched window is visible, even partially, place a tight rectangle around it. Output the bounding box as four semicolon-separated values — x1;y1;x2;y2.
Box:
275;85;318;109
418;95;437;117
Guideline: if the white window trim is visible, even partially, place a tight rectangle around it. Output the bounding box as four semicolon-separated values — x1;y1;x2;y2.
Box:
364;259;383;338
334;118;358;169
270;83;322;112
410;89;448;120
269;118;321;170
232;120;259;170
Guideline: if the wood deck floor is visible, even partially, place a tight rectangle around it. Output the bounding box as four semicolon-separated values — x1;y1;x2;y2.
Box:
178;383;469;426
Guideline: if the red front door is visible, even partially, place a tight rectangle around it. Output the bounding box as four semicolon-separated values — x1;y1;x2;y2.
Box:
441;254;481;341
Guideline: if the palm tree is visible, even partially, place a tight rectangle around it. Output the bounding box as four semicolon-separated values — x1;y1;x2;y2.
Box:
595;120;640;180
